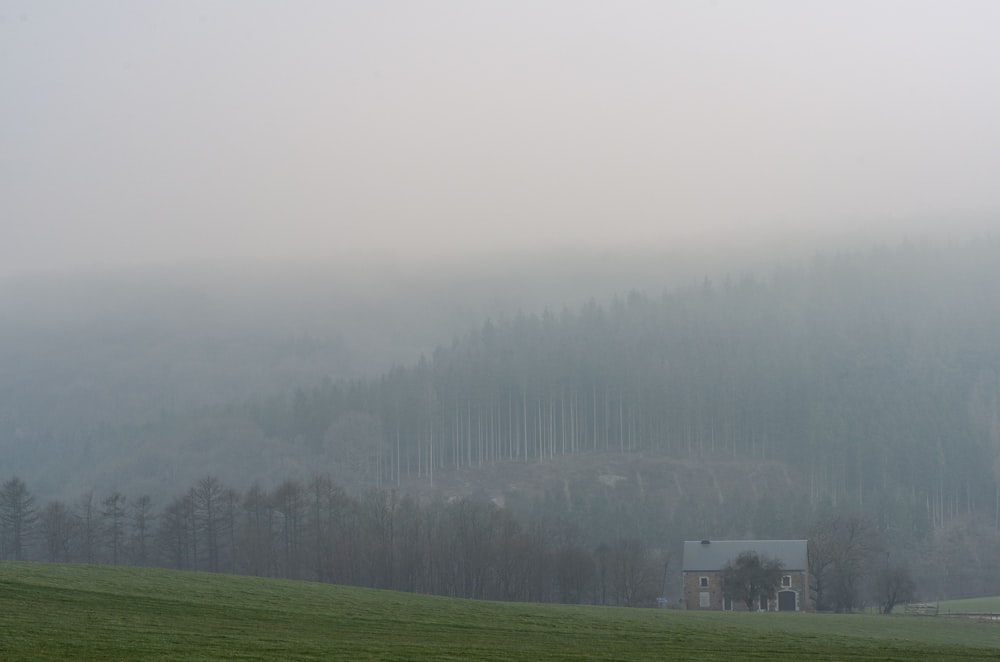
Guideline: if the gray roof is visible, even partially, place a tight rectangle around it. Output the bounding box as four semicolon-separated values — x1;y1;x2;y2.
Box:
682;540;808;572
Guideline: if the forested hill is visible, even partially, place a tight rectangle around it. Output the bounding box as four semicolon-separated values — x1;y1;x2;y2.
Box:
243;240;1000;521
8;241;1000;555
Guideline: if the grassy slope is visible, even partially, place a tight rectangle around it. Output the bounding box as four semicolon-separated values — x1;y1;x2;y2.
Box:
2;563;999;661
940;596;1000;614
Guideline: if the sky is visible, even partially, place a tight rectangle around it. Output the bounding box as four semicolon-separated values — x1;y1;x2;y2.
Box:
2;1;999;275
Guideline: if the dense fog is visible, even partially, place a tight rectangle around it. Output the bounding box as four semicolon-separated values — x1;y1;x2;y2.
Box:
3;240;1000;605
3;2;1000;609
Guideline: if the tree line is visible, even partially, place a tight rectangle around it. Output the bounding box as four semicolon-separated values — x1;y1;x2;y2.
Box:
0;475;668;607
2;474;923;612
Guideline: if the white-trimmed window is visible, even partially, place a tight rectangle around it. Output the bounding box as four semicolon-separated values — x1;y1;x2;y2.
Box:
781;575;792;588
699;576;709;588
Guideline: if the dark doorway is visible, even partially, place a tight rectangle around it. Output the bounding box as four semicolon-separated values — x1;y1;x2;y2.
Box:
778;590;796;611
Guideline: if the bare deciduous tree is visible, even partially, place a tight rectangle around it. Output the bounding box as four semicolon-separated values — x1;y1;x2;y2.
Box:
239;482;276;577
38;500;74;562
0;477;37;560
130;494;155;566
808;513;884;612
555;545;595;604
721;551;784;611
193;476;225;572
74;491;98;564
597;538;660;607
157;491;195;570
101;491;128;565
273;479;306;579
878;559;916;614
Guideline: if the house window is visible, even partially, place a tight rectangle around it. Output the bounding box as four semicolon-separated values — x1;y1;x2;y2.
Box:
699;576;709;588
781;575;792;588
699;591;710;608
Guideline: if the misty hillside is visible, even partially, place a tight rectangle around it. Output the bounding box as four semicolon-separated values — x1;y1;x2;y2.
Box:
8;2;1000;609
3;240;995;494
254;239;1000;502
0;251;726;439
4;239;1000;597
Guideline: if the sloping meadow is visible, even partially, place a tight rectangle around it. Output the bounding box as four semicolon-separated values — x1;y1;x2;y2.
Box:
2;562;998;661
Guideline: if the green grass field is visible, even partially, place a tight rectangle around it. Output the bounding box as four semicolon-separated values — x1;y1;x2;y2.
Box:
2;562;999;661
940;596;1000;614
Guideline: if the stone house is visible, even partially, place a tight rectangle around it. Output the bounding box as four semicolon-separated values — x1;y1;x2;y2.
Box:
681;539;809;611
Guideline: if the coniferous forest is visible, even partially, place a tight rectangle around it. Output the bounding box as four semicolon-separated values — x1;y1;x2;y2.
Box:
3;240;1000;604
248;240;1000;535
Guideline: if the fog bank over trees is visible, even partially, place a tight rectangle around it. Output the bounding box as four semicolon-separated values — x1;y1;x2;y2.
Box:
3;237;1000;601
5;0;1000;607
0;246;781;436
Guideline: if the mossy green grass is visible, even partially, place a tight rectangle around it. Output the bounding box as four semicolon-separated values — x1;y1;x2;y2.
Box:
940;596;1000;614
2;562;998;660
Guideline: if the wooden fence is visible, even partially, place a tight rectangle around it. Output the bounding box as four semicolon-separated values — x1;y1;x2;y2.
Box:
904;603;939;616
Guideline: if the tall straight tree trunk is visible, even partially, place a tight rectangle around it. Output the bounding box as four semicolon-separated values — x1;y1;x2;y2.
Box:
522;390;529;463
592;385;598;451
